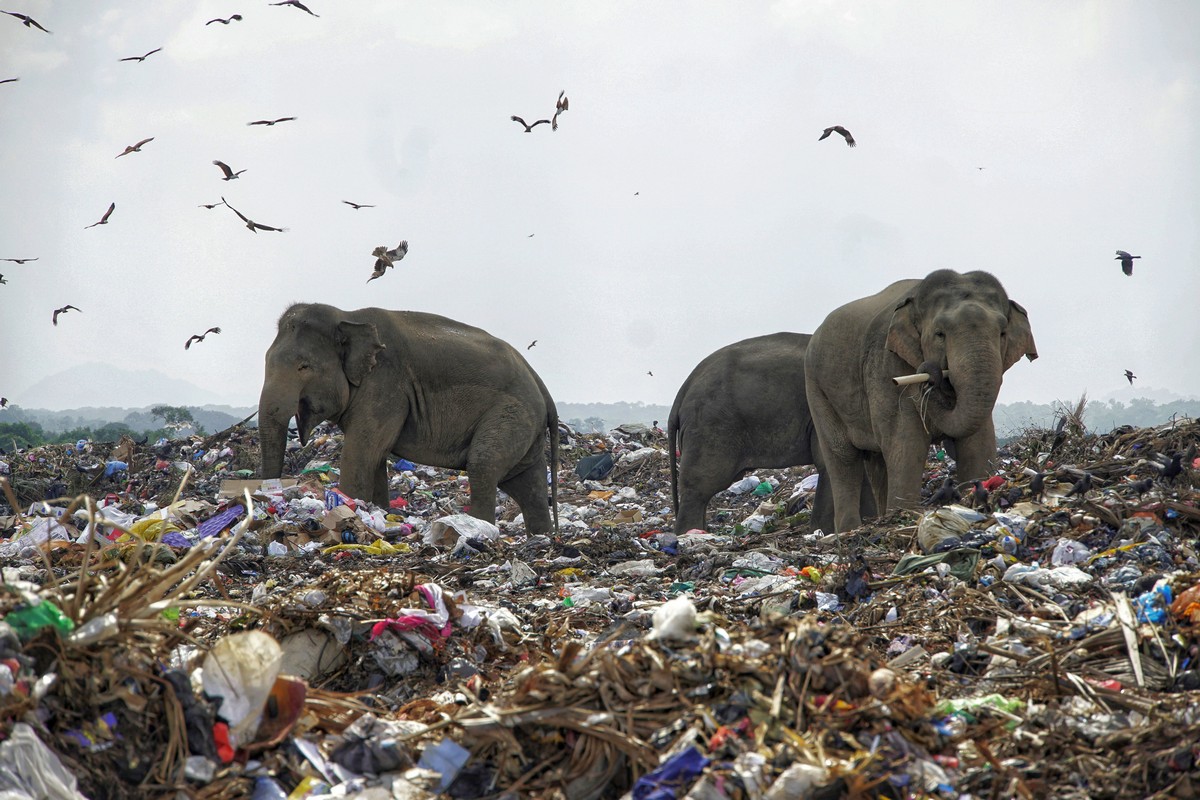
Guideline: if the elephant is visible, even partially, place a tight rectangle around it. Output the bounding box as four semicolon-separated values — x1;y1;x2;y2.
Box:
258;303;559;533
805;269;1037;532
668;332;876;534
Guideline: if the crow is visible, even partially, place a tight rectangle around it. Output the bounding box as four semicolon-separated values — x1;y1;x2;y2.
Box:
923;475;959;507
84;202;116;229
0;257;36;264
819;125;856;147
1115;250;1140;276
1;11;51;33
0;274;6;284
270;0;318;16
527;340;537;350
221;197;286;233
1128;476;1154;496
647;371;654;377
1124;369;1136;385
0;398;6;408
970;479;989;510
247;117;296;126
213;160;246;180
1158;453;1183;482
1049;415;1068;454
119;47;162;63
205;15;243;25
1066;472;1093;498
185;327;222;349
52;304;81;325
1028;471;1046;501
116;137;154;157
511;115;550;133
342;200;374;209
552;90;568;131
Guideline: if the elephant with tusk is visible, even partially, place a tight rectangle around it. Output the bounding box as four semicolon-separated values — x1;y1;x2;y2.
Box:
258;303;558;533
805;269;1037;533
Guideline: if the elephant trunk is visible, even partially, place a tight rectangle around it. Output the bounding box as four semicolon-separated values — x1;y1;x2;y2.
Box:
932;346;1001;440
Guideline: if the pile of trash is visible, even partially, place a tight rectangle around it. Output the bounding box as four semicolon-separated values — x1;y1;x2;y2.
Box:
0;416;1197;798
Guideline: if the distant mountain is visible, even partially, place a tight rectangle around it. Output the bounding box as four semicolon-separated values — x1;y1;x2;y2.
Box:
13;362;242;410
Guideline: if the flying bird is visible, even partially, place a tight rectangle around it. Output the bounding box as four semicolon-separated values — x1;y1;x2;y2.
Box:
247;117;296;126
270;0;318;16
1124;369;1136;385
1;10;51;32
552;90;569;130
527;233;535;238
0;274;6;284
221;197;286;233
1;257;36;264
368;241;408;282
511;115;550;133
1115;250;1140;276
0;78;18;85
819;125;856;147
185;327;222;349
527;340;537;350
119;47;162;63
205;14;243;25
198;202;222;209
342;200;374;209
213;160;247;180
84;202;116;229
647;371;654;377
115;137;154;157
52;304;81;325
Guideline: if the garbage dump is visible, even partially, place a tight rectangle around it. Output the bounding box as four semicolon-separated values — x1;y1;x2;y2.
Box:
0;416;1198;798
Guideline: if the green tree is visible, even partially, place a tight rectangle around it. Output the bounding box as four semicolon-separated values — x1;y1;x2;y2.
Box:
150;405;195;428
0;420;47;449
94;422;135;442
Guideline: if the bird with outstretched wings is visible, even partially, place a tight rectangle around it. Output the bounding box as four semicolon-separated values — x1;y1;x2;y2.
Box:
206;15;243;25
248;117;296;126
1115;250;1140;276
185;327;222;349
116;137;154;157
52;304;81;325
1;257;36;264
552;90;569;130
1124;369;1136;385
119;47;162;63
270;0;318;16
213;160;246;180
511;115;550;133
1;10;51;32
818;125;856;147
343;200;374;209
221;197;286;233
85;202;116;228
368;241;408;281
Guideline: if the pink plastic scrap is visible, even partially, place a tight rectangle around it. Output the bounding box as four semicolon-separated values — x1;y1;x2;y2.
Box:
369;583;453;653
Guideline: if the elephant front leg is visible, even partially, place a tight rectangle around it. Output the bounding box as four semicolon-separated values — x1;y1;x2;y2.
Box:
881;419;930;512
951;417;998;484
339;427;397;506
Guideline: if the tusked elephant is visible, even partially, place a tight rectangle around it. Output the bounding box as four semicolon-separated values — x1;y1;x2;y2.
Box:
258;303;558;532
668;333;876;534
805;269;1037;532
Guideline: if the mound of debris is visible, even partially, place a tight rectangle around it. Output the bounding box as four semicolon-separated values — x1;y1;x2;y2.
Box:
0;417;1197;798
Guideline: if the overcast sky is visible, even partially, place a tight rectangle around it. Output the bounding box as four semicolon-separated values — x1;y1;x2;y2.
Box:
2;1;1197;412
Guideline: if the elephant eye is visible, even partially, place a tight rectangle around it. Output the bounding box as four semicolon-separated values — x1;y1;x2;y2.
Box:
934;331;945;339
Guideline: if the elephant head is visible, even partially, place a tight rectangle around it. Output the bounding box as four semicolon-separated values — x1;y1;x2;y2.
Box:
259;303;386;478
884;269;1037;439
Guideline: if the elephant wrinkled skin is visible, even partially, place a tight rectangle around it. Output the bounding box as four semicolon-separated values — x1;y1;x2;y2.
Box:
258;303;558;533
669;333;875;534
805;269;1037;532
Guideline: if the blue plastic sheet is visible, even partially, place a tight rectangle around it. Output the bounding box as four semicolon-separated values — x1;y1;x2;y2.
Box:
632;747;709;800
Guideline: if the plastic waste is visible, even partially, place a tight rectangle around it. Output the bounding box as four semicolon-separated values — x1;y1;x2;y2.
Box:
201;631;284;749
1135;581;1173;623
0;722;88;799
649;595;698;641
728;475;761;494
417;738;471;792
425;514;500;548
764;761;829;800
631;746;709;800
7;600;75;640
917;507;971;553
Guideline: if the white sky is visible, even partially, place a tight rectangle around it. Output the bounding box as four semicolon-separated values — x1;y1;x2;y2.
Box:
2;1;1197;410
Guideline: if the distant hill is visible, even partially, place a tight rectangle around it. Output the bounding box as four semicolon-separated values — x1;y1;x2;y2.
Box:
1;404;257;436
12;362;240;409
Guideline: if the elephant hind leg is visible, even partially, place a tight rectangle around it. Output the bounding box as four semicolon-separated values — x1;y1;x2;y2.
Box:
499;455;552;534
674;450;744;534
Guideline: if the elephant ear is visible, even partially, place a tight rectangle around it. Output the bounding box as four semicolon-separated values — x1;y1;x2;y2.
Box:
1003;300;1038;370
885;297;924;369
337;320;386;386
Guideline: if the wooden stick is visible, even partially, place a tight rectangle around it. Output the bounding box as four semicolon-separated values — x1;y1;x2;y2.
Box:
892;370;949;386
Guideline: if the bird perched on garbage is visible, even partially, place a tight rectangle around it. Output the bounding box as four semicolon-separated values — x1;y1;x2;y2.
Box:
970;479;989;510
1124;369;1136;385
527;340;537;350
1003;486;1023;507
271;0;318;15
248;116;296;126
205;14;242;24
52;304;81;325
185;327;222;349
84;202;116;228
510;115;551;133
1028;471;1047;501
1115;250;1140;276
116;137;154;157
0;398;6;408
342;200;374;209
552;90;568;130
213;160;246;180
1;257;36;264
1157;452;1183;482
819;125;856;147
1128;476;1154;496
368;241;408;282
119;47;162;63
1;10;51;32
1049;415;1068;454
221;197;286;233
1066;472;1093;498
924;475;959;507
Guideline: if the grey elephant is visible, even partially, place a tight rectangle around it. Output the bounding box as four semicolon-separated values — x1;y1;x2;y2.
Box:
258;303;559;532
668;332;875;534
805;269;1037;532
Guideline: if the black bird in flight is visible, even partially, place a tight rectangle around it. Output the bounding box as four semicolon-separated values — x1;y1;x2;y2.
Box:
1;10;51;32
1124;369;1136;385
248;117;296;126
198;202;222;209
342;200;374;209
527;340;537;350
84;202;116;229
213;160;246;180
116;137;154;157
647;371;654;377
221;197;286;233
0;78;18;85
552;90;569;131
120;47;162;63
52;304;81;325
185;327;222;349
0;274;6;284
1115;250;1140;276
270;0;318;16
923;475;960;507
206;14;243;25
819;125;856;147
1;257;37;264
511;115;550;133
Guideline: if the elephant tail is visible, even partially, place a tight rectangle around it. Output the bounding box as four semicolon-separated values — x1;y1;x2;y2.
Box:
548;407;559;535
668;403;681;517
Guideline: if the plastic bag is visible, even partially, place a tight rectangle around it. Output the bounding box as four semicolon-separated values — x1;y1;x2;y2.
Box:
201;631;283;749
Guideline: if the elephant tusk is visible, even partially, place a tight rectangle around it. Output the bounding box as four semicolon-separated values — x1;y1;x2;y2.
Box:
892;371;950;386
